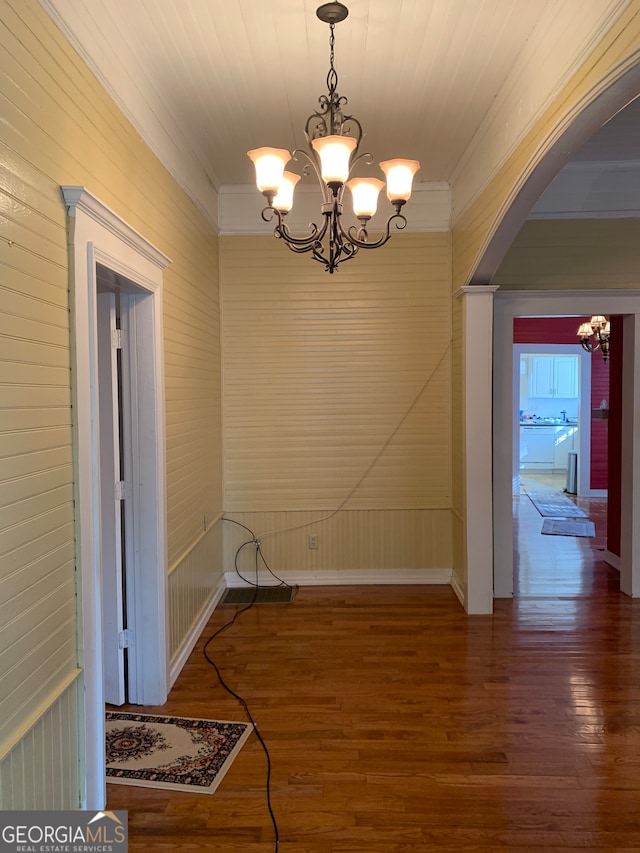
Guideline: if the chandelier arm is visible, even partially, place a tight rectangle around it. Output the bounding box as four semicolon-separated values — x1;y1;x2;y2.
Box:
342;211;408;251
349;150;374;172
339;114;364;151
261;205;330;249
580;339;600;353
293;146;321;179
291;147;333;205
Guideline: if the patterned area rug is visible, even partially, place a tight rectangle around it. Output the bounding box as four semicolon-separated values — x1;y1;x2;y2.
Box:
526;490;588;518
541;518;596;537
106;712;253;793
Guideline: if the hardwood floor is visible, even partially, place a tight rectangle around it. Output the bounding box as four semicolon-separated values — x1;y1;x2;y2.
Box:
107;494;640;851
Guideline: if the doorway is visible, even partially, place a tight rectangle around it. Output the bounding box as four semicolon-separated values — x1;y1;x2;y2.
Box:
63;186;170;809
513;342;596;499
493;290;640;601
96;267;158;706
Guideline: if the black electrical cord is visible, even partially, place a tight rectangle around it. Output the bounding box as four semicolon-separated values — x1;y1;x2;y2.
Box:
202;519;288;852
224;516;298;591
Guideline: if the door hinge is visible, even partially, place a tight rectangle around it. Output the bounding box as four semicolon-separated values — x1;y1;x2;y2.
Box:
115;480;129;500
118;629;132;650
112;328;126;349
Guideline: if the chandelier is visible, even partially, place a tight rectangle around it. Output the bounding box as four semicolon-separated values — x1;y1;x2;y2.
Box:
577;315;611;362
247;2;420;274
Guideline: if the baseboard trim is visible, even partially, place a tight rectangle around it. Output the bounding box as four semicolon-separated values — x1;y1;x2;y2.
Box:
224;568;453;588
169;576;227;687
450;570;465;607
603;549;621;571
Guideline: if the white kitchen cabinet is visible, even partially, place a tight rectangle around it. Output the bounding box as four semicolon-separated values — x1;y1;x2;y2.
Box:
520;425;578;470
528;355;578;398
553;426;578;469
520;426;555;466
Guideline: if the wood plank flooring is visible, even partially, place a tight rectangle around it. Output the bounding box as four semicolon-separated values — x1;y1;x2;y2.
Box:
107;492;640;851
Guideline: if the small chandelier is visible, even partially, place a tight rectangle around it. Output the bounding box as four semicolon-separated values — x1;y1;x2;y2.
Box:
577;315;611;361
247;2;420;274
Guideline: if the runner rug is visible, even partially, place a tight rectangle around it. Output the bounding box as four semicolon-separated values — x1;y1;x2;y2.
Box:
105;712;253;793
541;518;595;537
526;491;588;518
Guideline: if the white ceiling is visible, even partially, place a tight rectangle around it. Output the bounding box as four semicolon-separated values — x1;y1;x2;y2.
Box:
39;0;640;227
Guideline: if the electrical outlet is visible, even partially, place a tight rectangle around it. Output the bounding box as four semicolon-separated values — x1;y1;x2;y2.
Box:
308;534;319;549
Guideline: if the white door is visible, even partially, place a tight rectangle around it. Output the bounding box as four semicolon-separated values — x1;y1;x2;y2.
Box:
97;292;126;705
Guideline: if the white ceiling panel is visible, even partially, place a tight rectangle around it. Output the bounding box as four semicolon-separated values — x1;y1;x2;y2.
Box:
40;0;635;226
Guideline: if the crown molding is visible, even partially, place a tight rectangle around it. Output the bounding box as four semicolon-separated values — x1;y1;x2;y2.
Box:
217;182;452;236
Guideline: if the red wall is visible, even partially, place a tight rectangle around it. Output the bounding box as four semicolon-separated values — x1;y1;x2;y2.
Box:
513;317;609;490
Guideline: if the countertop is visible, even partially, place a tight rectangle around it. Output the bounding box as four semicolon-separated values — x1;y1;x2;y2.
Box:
520;420;578;427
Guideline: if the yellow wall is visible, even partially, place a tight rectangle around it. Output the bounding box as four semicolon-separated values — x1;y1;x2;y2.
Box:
2;0;638;810
220;233;453;577
0;0;222;806
494;218;640;289
452;2;640;292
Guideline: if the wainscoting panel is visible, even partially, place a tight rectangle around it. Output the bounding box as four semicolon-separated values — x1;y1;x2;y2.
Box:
0;669;82;809
168;520;225;666
223;509;453;582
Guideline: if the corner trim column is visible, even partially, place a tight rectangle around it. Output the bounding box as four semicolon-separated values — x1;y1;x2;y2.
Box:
454;285;499;614
620;313;640;596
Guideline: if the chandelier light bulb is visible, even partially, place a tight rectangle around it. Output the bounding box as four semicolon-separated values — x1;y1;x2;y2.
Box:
273;171;301;213
379;159;421;203
346;178;385;218
311;135;357;186
247;147;291;195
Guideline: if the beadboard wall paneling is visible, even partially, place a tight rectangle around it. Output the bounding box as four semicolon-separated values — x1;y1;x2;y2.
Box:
1;0;222;807
0;671;81;809
221;232;451;517
223;510;452;577
494;218;640;290
451;5;640;290
168;520;224;660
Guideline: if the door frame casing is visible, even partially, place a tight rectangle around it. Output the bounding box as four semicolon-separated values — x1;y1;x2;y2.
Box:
493;289;640;599
62;187;171;808
512;344;594;497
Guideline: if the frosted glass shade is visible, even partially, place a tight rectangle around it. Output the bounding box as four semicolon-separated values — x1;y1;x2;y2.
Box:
346;178;385;218
311;135;357;185
379;159;421;202
273;171;301;212
247;147;291;194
